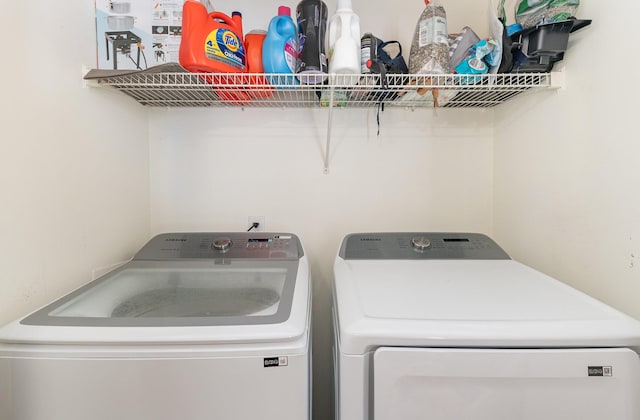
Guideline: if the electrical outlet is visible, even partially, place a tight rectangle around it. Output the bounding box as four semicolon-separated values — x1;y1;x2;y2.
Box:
248;216;265;232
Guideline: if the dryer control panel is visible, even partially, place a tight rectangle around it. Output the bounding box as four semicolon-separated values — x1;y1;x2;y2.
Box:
339;232;510;260
134;232;304;260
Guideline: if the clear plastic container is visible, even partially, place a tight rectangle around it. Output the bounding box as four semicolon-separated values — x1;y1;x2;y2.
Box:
408;0;451;74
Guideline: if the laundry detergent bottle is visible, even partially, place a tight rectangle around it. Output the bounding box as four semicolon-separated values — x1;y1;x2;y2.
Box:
263;6;299;86
244;30;273;98
327;0;361;81
179;0;246;73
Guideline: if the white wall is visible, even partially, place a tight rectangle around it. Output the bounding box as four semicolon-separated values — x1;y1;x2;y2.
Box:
0;1;151;325
494;0;640;320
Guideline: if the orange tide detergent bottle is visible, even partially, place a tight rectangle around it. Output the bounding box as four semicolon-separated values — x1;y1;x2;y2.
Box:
179;0;250;103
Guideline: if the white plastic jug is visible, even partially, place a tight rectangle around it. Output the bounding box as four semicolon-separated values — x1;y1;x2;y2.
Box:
327;0;360;79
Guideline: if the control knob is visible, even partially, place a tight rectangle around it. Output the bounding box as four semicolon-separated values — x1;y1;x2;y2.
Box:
212;237;233;252
411;236;431;252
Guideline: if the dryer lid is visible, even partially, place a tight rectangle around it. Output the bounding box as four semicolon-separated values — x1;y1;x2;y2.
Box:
334;233;640;354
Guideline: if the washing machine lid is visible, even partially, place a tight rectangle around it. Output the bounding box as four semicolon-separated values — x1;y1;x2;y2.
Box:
334;233;640;354
0;233;310;345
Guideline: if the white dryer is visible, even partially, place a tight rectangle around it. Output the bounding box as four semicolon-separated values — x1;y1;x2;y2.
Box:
333;232;640;420
0;232;311;420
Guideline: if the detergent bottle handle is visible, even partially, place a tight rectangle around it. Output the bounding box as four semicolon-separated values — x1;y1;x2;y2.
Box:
208;11;243;39
209;12;233;25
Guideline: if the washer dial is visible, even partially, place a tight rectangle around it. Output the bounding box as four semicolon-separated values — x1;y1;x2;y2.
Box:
212;237;233;252
411;236;431;252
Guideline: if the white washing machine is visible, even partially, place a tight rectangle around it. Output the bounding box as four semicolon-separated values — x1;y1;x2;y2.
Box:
0;232;311;420
333;232;640;420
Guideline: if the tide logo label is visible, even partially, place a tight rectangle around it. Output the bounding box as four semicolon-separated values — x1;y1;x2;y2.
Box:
222;31;240;52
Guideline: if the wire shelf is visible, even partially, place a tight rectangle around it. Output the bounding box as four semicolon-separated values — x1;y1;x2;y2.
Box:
87;71;553;109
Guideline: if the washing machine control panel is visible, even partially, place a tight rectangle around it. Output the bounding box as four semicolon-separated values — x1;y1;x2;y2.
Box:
134;233;303;260
340;232;510;260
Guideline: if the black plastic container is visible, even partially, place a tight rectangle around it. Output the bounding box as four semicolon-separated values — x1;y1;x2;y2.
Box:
296;0;328;84
510;18;592;72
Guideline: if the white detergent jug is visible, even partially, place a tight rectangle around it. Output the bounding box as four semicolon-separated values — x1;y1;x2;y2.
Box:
327;0;361;80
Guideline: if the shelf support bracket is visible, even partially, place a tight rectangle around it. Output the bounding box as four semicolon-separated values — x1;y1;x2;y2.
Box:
323;77;335;174
82;65;99;88
550;68;566;90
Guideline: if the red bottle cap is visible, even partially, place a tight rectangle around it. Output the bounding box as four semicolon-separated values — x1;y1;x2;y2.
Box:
278;6;291;16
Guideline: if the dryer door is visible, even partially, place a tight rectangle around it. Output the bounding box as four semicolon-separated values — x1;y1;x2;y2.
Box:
373;347;640;420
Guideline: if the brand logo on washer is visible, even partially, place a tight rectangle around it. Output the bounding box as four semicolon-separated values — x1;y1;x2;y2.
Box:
263;356;288;367
588;366;612;377
359;238;381;241
165;238;187;242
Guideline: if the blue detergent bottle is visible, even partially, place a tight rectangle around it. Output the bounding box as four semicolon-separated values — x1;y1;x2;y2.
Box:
263;6;299;86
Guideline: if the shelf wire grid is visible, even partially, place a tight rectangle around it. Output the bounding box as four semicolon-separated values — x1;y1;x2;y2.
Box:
92;72;553;108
